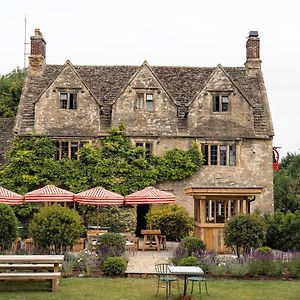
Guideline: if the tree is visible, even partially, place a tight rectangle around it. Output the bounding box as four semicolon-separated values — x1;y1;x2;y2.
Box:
28;205;84;254
224;214;266;259
0;68;25;117
274;153;300;212
265;210;300;251
0;204;18;252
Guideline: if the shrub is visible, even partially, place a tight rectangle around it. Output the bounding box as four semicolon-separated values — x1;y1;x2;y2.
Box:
209;263;228;276
146;204;193;241
179;236;206;255
102;256;127;276
286;254;300;278
179;255;201;267
171;246;189;266
227;261;249;278
96;233;125;264
62;252;79;277
29;205;84;254
0;204;18;252
224;213;266;258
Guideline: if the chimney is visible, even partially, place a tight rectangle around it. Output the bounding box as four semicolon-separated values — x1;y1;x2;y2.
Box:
28;28;46;74
245;31;261;75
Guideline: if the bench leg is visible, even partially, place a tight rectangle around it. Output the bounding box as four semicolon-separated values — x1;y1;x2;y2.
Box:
52;278;58;292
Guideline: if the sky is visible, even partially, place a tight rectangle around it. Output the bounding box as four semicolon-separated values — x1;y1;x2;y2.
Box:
0;0;299;158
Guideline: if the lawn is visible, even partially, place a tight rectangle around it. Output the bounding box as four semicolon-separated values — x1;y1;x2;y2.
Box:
0;277;299;300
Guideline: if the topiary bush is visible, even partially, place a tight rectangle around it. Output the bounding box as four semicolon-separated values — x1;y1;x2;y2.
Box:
146;204;193;241
28;205;84;254
102;256;127;276
0;204;18;252
179;236;206;255
96;233;125;264
179;255;202;267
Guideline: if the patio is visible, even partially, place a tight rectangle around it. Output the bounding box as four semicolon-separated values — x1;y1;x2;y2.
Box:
125;240;178;276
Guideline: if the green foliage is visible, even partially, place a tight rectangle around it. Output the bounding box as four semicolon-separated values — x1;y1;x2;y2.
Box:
0;68;25;117
286;255;300;278
96;233;125;260
0;125;203;199
256;246;272;254
274;152;300;212
0;136;58;194
102;256;127;277
224;214;266;258
179;236;206;255
264;210;300;251
178;255;201;266
28;205;84;253
0;204;18;251
146;204;193;241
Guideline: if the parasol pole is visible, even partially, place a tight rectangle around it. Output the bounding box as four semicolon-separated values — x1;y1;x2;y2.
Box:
96;206;99;229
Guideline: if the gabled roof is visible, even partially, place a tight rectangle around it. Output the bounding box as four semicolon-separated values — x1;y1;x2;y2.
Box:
16;62;273;137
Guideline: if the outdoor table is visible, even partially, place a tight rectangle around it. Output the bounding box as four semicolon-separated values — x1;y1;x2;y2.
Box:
168;265;204;299
141;229;161;251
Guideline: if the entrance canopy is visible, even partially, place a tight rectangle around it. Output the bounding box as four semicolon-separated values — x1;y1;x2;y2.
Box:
0;186;24;205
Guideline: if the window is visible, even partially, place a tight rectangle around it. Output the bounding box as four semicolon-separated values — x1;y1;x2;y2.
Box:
135;142;153;157
59;92;77;109
53;141;87;160
202;144;236;166
213;94;229;112
205;200;235;223
134;93;154;111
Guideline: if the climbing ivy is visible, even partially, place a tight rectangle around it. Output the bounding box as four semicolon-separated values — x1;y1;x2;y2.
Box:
0;125;204;195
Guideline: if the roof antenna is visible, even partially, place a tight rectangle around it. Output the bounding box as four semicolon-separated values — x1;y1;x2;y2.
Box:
23;15;30;70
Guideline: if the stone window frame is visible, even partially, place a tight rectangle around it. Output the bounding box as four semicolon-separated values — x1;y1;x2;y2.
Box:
53;140;90;160
133;138;158;156
134;89;156;112
211;92;231;113
57;88;80;110
201;143;237;166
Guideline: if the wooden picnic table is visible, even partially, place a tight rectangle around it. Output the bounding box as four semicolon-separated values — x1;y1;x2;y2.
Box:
141;229;161;251
0;255;64;292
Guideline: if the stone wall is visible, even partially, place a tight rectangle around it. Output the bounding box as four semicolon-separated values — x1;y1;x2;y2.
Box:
0;118;15;165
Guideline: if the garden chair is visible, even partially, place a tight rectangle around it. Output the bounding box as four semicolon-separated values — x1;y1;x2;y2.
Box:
155;263;180;299
187;274;208;298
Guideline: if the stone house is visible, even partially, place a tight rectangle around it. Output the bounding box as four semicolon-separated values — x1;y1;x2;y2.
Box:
14;29;274;251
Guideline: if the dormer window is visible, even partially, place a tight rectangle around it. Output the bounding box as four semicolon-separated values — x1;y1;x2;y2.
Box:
213;94;229;112
135;93;154;112
59;92;77;109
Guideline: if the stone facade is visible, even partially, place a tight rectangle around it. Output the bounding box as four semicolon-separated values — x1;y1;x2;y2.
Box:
0;118;15;165
13;29;274;215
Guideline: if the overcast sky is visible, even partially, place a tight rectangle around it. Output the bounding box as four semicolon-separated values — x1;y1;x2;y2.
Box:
1;0;299;158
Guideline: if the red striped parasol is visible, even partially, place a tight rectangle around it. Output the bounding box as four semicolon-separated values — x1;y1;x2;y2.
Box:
75;187;124;205
75;187;124;228
24;185;74;203
124;186;175;205
0;186;24;205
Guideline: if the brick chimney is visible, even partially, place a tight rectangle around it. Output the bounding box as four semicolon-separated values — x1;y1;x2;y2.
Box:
28;28;46;74
245;31;261;75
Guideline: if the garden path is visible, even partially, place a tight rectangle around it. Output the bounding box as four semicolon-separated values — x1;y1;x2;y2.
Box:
125;240;178;276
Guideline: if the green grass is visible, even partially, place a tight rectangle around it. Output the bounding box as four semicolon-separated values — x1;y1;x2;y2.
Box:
0;278;299;300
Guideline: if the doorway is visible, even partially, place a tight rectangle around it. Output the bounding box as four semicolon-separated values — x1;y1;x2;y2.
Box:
136;204;149;236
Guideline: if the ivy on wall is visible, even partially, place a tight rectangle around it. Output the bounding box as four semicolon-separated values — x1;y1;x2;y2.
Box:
0;124;204;195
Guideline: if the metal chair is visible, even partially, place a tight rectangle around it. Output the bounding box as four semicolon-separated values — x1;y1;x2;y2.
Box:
187;274;208;298
155;263;180;299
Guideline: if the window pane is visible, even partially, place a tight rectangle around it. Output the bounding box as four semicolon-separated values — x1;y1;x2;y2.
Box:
53;141;60;160
60;93;68;109
213;95;220;112
135;142;143;147
69;93;77;109
146;94;154;111
145;143;152;157
210;145;218;165
220;145;227;166
229;145;236;166
221;96;229;111
70;142;79;160
135;94;144;109
201;144;209;165
216;200;225;223
61;142;69;158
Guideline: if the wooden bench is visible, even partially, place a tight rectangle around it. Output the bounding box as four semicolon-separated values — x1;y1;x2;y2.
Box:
0;255;64;292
